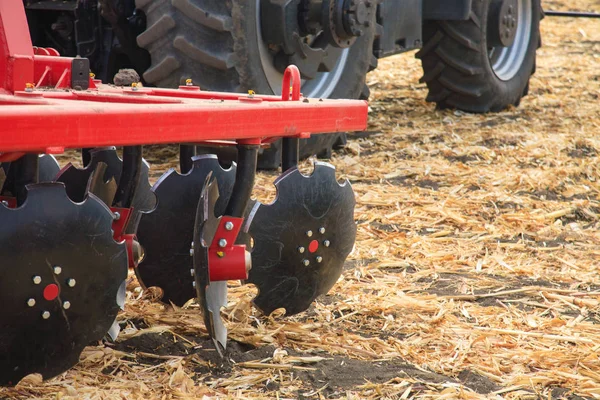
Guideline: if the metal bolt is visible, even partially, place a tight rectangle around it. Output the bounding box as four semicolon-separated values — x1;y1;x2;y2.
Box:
316;256;323;263
306;230;313;237
298;246;306;254
508;5;513;14
192;281;196;288
42;311;50;319
63;301;71;310
1;200;8;206
53;266;62;275
218;238;227;248
27;298;36;307
67;278;76;287
225;221;234;231
189;248;194;257
319;227;325;234
113;211;121;221
302;259;310;267
323;240;331;247
33;276;42;285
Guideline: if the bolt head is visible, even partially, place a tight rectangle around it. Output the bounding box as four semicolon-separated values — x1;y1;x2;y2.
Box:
27;298;36;307
306;230;313;238
113;211;121;221
323;240;331;247
192;281;196;288
319;227;326;234
33;276;42;285
302;259;310;267
63;301;71;310
42;311;50;319
189;248;194;257
316;256;323;263
1;200;8;206
67;278;76;287
190;268;195;277
53;266;62;275
298;246;306;254
225;221;234;231
218;238;228;248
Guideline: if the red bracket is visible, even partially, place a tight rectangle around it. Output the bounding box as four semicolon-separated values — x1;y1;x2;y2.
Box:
110;207;137;269
0;196;16;208
208;216;249;281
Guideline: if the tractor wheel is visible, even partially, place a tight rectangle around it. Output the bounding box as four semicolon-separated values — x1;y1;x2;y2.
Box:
417;0;542;112
135;0;376;168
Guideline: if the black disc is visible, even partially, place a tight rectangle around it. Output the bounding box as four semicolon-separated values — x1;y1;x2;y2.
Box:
245;162;356;316
55;148;155;233
192;176;228;351
38;155;60;182
0;183;128;385
136;155;236;306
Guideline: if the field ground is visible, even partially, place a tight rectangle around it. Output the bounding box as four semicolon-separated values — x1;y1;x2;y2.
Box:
2;1;600;399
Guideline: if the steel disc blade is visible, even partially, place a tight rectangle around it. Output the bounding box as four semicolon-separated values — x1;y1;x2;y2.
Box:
136;155;236;306
55;148;155;233
193;176;227;351
38;154;60;182
0;183;128;385
245;162;356;316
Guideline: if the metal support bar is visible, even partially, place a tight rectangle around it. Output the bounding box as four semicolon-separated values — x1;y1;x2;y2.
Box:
11;154;38;206
282;138;299;171
114;146;142;208
180;145;196;174
224;145;258;218
544;10;600;18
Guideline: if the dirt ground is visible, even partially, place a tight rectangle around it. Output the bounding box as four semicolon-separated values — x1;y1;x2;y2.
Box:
2;1;600;399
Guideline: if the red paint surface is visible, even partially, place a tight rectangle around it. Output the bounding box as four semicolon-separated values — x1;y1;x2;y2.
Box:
43;284;59;301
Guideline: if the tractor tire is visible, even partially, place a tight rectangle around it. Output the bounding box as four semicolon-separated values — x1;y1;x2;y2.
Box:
417;0;542;112
135;0;376;169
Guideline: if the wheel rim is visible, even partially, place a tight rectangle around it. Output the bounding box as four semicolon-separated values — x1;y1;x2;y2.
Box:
255;1;350;98
488;0;532;81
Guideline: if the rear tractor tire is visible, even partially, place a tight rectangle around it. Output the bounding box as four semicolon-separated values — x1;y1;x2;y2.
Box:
135;0;376;169
417;0;542;112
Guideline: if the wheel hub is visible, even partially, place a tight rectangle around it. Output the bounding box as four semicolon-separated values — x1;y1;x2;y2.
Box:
488;0;519;48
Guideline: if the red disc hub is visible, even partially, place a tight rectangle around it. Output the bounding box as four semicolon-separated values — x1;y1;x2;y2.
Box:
308;240;319;253
43;284;59;301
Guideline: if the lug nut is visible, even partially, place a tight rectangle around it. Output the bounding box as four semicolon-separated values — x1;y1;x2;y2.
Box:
27;298;36;307
319;227;325;234
298;246;305;254
53;266;62;275
67;278;76;287
306;230;313;237
218;239;227;248
63;301;71;310
42;311;50;319
302;259;310;267
316;256;323;263
323;240;331;247
225;221;234;231
33;276;42;285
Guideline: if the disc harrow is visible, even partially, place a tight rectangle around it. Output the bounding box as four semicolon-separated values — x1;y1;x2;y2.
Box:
0;1;367;385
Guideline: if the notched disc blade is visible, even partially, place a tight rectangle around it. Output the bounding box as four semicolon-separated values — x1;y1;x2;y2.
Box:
0;183;128;385
55;148;155;232
246;162;356;316
136;155;236;306
87;162;118;206
38;154;61;182
193;176;227;351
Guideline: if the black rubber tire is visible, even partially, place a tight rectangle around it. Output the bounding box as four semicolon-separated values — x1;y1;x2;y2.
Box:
135;0;376;169
416;0;541;113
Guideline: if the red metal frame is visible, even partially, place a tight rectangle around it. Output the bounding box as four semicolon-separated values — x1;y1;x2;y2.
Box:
0;2;368;160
